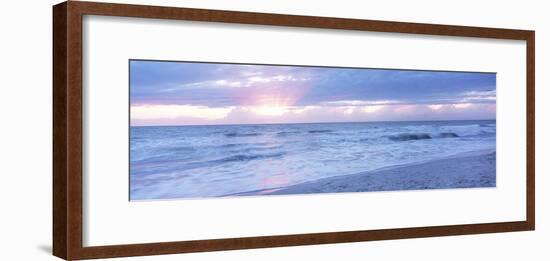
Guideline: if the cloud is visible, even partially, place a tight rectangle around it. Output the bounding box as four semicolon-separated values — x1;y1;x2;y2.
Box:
362;105;385;113
428;104;444;110
458;90;496;103
248;74;309;83
131;103;496;126
131;105;233;121
159;79;245;92
453;103;473;109
163;74;311;92
323;100;399;106
130;60;497;125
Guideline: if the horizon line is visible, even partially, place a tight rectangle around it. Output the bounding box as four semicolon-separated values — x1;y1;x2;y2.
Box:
130;118;496;128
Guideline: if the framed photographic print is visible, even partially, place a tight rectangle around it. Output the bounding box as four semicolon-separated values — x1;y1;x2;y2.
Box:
53;1;535;260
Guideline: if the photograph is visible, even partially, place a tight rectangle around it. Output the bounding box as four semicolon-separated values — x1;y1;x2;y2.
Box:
129;60;497;200
1;0;541;260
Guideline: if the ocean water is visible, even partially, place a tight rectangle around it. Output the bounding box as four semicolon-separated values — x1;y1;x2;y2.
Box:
130;120;496;200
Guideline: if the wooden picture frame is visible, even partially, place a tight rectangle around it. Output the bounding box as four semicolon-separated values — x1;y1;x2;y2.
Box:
53;1;535;260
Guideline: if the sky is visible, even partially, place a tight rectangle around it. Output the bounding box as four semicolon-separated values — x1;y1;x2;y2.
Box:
130;60;496;126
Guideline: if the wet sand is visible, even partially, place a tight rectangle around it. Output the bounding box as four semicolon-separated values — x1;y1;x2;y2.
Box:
231;150;496;196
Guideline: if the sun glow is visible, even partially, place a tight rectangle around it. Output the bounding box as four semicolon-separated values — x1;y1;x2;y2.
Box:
252;105;288;116
249;93;296;116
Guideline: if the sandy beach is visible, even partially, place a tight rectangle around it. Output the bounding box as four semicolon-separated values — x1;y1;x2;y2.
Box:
230;149;496;197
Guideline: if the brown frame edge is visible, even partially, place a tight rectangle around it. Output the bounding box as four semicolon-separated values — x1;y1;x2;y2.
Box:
53;1;535;260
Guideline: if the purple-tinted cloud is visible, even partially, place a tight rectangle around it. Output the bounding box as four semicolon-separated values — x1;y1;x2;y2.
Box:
130;60;496;126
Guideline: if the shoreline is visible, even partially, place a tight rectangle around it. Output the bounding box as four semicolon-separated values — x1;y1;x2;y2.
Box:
226;149;496;197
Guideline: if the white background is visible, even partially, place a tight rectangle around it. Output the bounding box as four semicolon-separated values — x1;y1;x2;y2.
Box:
0;0;547;260
84;15;525;246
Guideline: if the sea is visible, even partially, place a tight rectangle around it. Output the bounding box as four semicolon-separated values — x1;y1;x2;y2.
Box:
130;120;496;200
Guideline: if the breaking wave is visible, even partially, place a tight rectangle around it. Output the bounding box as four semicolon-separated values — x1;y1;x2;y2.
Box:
388;132;460;141
308;129;333;133
225;132;262;138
